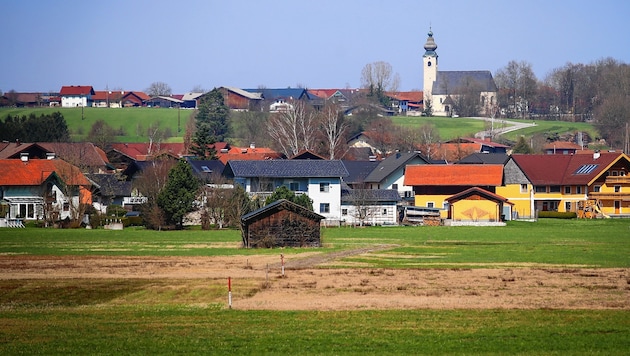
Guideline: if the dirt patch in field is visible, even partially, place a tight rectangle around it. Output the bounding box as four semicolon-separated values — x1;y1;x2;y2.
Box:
0;251;628;311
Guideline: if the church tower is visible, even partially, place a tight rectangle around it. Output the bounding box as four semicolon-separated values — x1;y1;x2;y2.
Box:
422;28;438;104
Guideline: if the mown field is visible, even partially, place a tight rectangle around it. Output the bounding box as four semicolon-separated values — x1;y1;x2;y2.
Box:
0;219;629;355
1;107;600;144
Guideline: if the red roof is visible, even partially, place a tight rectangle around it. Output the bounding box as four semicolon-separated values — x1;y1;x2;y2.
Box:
404;164;503;186
543;141;583;150
512;152;628;186
446;187;512;204
0;159;91;186
387;91;423;102
59;86;94;96
217;146;283;164
110;143;187;160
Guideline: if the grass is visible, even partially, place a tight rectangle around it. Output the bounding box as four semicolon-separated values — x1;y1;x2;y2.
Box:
2;107;600;145
0;107;192;143
0;219;628;354
0;307;628;354
0;219;628;267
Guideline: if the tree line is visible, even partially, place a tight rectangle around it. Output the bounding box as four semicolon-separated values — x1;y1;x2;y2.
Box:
0;112;70;142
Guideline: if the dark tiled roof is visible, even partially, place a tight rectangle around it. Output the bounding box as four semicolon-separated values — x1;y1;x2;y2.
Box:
364;152;428;183
185;158;225;175
243;88;309;101
432;71;497;95
341;189;401;203
225;160;348;178
341;160;380;184
457;153;509;165
241;199;324;222
86;173;132;196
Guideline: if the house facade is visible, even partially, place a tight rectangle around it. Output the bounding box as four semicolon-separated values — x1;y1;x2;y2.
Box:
341;189;401;226
224;160;349;225
363;152;429;204
404;164;505;219
60;85;95;108
0;158;92;224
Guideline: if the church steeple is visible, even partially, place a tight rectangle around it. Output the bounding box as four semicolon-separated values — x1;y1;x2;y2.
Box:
423;27;438;103
423;28;438;58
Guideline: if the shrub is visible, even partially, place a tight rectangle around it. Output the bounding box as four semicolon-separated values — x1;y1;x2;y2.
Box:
106;205;127;218
538;211;577;219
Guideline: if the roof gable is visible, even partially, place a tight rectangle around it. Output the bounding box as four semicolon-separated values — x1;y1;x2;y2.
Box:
364;152;429;183
0;159;90;186
241;199;324;222
446;187;511;204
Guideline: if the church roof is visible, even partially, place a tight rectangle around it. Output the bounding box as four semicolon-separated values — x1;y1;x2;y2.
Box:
432;71;498;95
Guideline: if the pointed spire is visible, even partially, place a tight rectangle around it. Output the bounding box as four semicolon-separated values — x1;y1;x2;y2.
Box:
423;27;438;57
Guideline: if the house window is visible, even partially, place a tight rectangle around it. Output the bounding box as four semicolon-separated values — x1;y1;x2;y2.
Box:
614;185;621;193
565;202;572;211
319;182;330;193
443;202;449;210
594;185;601;193
392;184;398;190
289;182;300;191
535;186;547;193
520;184;527;193
427;202;435;208
549;186;561;193
341;208;348;216
564;186;571;194
382;209;387;215
63;202;70;211
611;171;619;176
576;186;583;194
319;203;330;214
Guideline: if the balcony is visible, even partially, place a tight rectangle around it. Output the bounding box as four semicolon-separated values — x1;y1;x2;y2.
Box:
605;176;630;184
589;192;630;201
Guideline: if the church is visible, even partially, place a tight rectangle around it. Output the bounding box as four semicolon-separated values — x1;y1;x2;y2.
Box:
422;29;498;117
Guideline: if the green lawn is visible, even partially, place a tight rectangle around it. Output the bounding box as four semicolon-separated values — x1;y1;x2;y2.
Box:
391;116;488;139
1;219;627;267
0;107;191;143
500;118;599;142
0;219;629;354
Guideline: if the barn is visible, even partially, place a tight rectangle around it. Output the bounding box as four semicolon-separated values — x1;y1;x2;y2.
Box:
241;199;324;248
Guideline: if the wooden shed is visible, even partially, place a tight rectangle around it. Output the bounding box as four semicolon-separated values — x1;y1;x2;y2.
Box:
446;187;513;224
241;199;324;248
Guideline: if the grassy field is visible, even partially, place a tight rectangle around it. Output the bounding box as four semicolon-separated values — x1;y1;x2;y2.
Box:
1;219;629;267
0;107;192;143
0;219;629;354
1;107;599;145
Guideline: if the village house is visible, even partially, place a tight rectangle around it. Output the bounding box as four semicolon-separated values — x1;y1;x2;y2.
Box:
59;85;95;108
223;159;349;225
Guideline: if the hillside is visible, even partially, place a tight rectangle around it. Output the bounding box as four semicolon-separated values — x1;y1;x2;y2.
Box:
1;107;600;146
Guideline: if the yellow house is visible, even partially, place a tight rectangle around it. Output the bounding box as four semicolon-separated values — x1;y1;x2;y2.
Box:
446;187;513;225
510;152;630;217
404;164;505;219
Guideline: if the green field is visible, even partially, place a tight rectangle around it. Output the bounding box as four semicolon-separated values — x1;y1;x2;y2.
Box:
0;107;192;143
1;107;600;145
0;219;629;354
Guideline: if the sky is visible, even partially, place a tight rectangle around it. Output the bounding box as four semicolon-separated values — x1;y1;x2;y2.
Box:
2;0;629;94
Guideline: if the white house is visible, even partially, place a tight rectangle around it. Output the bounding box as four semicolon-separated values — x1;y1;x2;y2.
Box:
223;160;349;225
60;85;94;108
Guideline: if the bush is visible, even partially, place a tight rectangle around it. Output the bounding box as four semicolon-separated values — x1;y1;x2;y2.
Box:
106;205;127;218
538;211;577;219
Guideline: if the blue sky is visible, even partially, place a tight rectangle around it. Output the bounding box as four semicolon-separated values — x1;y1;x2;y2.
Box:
2;0;629;93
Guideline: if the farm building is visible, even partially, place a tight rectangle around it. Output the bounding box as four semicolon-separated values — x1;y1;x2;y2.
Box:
241;199;324;248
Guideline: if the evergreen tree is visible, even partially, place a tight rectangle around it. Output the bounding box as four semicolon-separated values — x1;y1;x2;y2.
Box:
265;185;313;211
157;160;200;229
0;112;70;142
191;88;229;158
512;136;533;154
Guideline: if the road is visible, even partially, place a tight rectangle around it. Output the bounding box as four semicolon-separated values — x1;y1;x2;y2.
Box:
470;117;537;139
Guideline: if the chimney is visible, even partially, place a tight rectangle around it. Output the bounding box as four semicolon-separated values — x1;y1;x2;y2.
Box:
20;152;29;162
250;142;256;149
593;151;600;160
16;139;20;146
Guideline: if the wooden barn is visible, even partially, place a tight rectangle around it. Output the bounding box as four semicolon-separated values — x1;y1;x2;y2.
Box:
241;199;324;248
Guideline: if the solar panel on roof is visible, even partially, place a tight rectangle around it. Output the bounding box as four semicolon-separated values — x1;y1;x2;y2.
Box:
574;164;598;175
201;166;211;172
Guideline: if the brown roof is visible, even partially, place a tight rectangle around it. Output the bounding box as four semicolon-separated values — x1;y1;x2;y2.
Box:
217;146;283;164
0;142;110;169
512;152;629;186
446;187;512;204
110;143;187;160
404;164;503;186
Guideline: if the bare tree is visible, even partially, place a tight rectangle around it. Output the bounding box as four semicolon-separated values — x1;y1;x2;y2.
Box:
267;100;318;157
146;82;172;97
360;61;400;106
135;159;177;230
495;61;537;118
320;104;348;159
345;186;378;226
